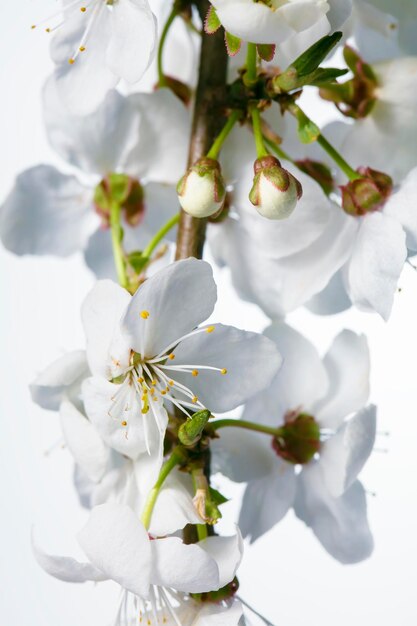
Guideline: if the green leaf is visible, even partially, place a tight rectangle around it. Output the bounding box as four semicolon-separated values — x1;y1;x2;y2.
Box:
225;31;241;57
208;486;228;506
290;31;343;77
204;5;221;34
307;67;349;86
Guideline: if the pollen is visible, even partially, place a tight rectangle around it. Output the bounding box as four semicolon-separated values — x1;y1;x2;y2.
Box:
142;406;150;414
151;380;157;386
161;390;166;395
80;6;87;11
169;353;175;360
192;369;199;377
45;28;51;33
121;420;127;426
206;325;215;333
31;25;36;29
68;58;75;64
79;46;86;52
140;310;150;319
138;377;144;383
221;368;228;375
192;396;198;403
168;380;174;386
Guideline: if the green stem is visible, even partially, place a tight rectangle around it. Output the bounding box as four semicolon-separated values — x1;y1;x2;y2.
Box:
110;201;128;289
206;110;242;159
316;133;361;181
196;524;208;541
157;8;177;86
244;42;258;86
250;105;269;158
212;418;279;437
140;447;184;530
264;136;293;163
142;212;181;260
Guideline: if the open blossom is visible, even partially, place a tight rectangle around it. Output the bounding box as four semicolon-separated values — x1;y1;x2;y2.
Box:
33;0;157;114
212;323;376;563
81;258;282;461
34;502;243;625
210;0;351;62
0;80;189;279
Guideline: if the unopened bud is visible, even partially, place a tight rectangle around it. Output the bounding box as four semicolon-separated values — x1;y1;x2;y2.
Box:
178;409;211;447
94;174;145;227
341;167;393;216
249;156;302;220
177;158;226;218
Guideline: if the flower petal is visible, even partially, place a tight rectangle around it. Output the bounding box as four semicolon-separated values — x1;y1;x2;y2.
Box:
0;165;96;257
43;78;141;177
306;268;352;316
121;259;217;358
30;350;88;411
150;537;220;593
106;0;157;84
32;533;106;583
193;600;243;625
384;167;417;253
81;280;131;378
294;464;374;564
346;212;407;320
239;465;296;543
198;531;244;589
77;503;152;597
313;330;370;429
320;405;377;497
60;398;110;483
171;324;282;413
211;428;275;483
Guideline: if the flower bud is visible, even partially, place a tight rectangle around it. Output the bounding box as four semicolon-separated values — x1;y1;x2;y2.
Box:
94;174;145;227
341;167;393;217
272;411;320;465
249;156;302;220
178;409;211;447
177;158;226;218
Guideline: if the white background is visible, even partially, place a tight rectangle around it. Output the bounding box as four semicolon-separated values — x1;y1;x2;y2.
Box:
1;2;417;625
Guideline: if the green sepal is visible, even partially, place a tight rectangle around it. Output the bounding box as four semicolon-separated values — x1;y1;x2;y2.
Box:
127;250;149;274
249;173;261;206
224;31;241;57
204;5;221;34
306;67;349;86
293;107;320;144
107;173;131;204
257;43;276;62
178;409;212;447
208;486;228;506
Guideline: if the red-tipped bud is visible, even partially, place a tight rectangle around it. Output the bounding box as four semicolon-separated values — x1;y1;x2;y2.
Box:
249;156;302;220
341;167;393;216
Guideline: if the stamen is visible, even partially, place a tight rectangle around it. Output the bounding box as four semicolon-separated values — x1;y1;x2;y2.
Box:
140;310;150;319
192;369;199;376
149;325;217;363
221;368;227;375
206;326;215;333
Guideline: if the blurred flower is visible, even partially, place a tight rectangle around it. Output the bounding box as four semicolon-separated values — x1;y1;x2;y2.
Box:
212;323;376;564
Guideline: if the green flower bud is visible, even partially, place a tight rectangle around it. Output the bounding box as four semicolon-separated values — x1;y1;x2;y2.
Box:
178;409;211;447
249;156;303;220
272;411;321;465
177;158;226;218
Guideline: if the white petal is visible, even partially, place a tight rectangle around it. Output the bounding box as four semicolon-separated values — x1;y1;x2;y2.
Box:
82;376;152;459
327;0;352;29
198;531;244;589
51;7;118;116
150;537;220;593
32;533;106;583
127;90;190;183
81;280;131;378
239;465;296;543
121;259;217;358
306;268;352;316
193;600;243;626
294;464;374;564
214;0;294;44
172;324;282;413
0;165;96;257
60;398;110;483
384;167;417;252
107;0;157;84
346;212;407;320
320;405;377;497
211;428;275;483
149;471;203;536
313;330;370;429
30;350;88;411
77;503;152;597
43;78;141;176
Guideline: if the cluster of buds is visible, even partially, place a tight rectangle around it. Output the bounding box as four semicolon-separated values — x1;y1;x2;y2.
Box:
177;158;226;218
249;156;303;220
341;167;393;216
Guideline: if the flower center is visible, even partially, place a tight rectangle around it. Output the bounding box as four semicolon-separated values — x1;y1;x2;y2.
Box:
272;410;321;465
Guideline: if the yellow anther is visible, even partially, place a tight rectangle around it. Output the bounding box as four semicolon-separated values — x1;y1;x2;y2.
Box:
221;368;228;375
150;388;155;395
121;420;127;427
192;396;198;403
192;369;199;377
68;58;75;64
79;46;86;52
31;25;36;29
140;310;150;319
137;377;144;384
45;28;51;32
151;380;157;386
169;380;174;386
206;325;215;333
169;353;175;360
161;390;166;395
142;406;149;414
80;6;87;11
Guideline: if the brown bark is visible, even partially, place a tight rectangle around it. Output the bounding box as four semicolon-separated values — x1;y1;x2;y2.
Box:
175;0;229;261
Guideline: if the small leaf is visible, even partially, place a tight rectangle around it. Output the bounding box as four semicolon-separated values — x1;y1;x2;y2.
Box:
208;486;228;506
127;250;149;274
257;43;276;62
291;31;343;77
225;31;241;57
307;67;349;86
204;5;221;34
